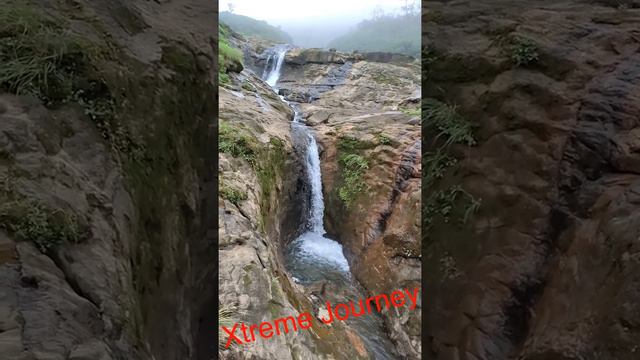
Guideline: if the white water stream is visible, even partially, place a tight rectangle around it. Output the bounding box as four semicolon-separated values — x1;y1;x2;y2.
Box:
263;46;350;272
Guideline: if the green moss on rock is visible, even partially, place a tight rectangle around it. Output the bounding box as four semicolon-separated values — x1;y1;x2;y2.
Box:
335;136;372;207
256;137;285;233
218;24;244;85
0;199;81;253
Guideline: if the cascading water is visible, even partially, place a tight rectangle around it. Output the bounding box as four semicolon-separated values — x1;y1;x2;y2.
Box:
305;133;327;234
261;46;398;360
263;45;288;88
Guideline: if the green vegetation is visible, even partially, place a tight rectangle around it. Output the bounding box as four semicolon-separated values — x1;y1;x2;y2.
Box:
338;135;375;152
219;121;257;164
218;24;244;85
423;98;481;238
400;106;421;117
423;149;457;187
0;175;82;254
328;14;420;57
220;11;292;43
338;154;369;207
0;3;102;103
424;186;481;231
510;36;539;67
220;184;248;205
0;200;80;253
0;2;145;161
377;133;392;145
0;3;116;123
336;136;371;207
423;99;475;146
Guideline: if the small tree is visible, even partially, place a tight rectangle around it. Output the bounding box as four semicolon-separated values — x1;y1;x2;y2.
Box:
228;2;235;13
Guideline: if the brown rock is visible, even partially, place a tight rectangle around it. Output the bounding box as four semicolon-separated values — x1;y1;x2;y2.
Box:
424;1;640;359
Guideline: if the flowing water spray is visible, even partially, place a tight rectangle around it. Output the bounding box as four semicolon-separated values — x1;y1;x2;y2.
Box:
261;45;350;272
264;45;288;88
260;46;397;359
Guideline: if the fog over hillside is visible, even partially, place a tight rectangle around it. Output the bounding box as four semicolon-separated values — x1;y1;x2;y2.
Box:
220;0;412;48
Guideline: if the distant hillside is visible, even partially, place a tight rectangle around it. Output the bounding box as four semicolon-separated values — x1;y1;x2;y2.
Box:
328;14;420;57
219;11;293;44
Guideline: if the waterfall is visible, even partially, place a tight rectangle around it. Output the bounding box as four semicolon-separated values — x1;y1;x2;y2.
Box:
305;133;326;233
263;45;288;88
261;45;349;272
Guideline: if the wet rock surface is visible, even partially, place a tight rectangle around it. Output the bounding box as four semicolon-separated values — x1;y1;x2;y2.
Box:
424;1;640;359
0;1;216;359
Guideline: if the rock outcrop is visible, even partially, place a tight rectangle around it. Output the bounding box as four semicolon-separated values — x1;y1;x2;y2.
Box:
0;1;215;359
424;1;640;359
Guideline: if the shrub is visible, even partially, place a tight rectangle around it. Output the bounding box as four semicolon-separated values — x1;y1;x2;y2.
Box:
338;136;373;152
510;36;539;67
424;186;481;233
423;149;457;187
423;97;480;240
0;200;81;253
377;133;392;145
218;122;257;164
220;185;248;205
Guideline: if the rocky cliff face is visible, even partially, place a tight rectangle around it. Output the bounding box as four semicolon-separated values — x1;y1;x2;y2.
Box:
424;1;640;359
0;1;215;359
219;35;422;358
218;34;377;360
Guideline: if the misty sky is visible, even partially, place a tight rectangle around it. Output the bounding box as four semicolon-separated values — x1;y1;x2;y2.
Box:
219;0;409;23
219;0;413;47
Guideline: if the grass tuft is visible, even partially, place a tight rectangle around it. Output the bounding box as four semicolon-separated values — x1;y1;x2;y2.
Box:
377;133;392;145
220;185;248;205
423;98;476;146
423;97;480;240
0;3;106;105
218;121;257;164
